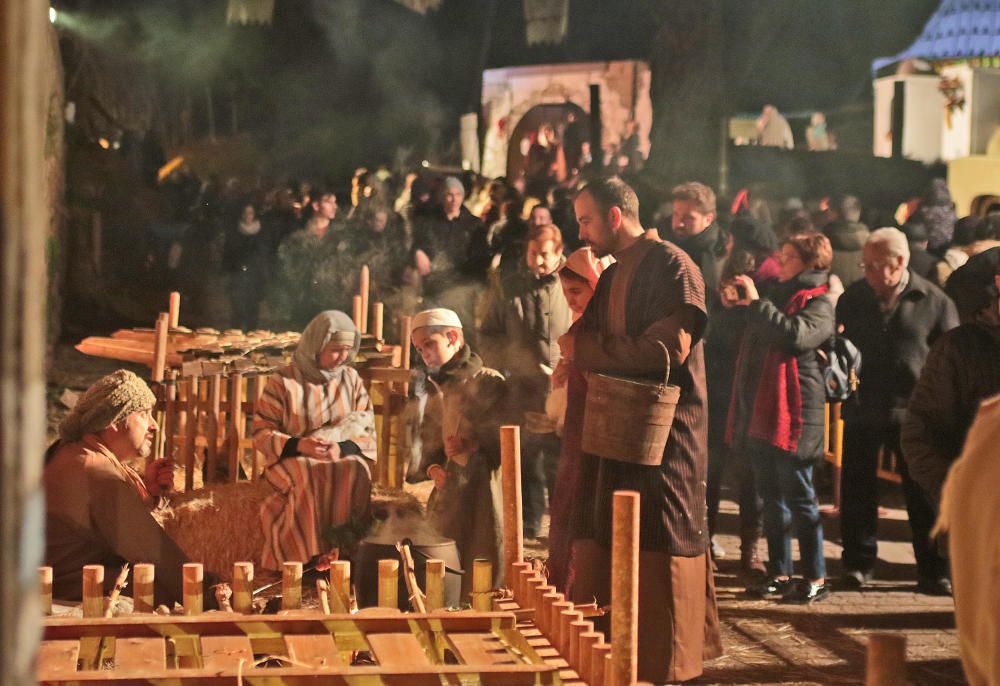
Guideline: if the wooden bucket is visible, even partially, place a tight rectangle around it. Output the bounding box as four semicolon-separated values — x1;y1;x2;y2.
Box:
581;342;680;465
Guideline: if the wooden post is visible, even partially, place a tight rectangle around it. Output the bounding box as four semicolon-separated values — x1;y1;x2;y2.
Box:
591;643;612;686
152;313;169;382
533;583;554;624
282;562;302;611
372;302;384;341
578;631;603;684
183;377;199;492
232;562;253;614
550;600;573;649
540;591;562;637
378;559;398;609
359;265;370;334
500;426;524;585
82;565;104;618
559;609;584;658
352;295;363;332
424;559;445;611
330;561;351;613
866;633;906;686
206;373;222;482
228;372;244;482
522;574;543;610
472;559;493;611
251;375;265;480
133;563;155;613
163;370;178;468
612;491;640;686
168;291;181;328
509;561;531;604
182;563;203;615
39;567;52;616
569;621;595;671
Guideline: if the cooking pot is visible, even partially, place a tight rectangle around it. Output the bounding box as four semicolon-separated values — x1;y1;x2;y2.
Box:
353;537;463;610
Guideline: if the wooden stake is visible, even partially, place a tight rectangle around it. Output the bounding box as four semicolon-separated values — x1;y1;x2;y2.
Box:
472;559;493;611
282;562;303;610
182;563;203;615
206;374;222;481
559;608;584;658
359;265;370;334
424;559;445;611
550;599;572;646
378;559;399;609
39;567;52;616
232;562;253;614
372;301;384;341
612;490;640;686
400;316;412;370
500;426;524;584
82;565;104;618
168;291;181;328
591;642;612;686
163;370;178;467
317;579;331;614
133;563;155;613
533;583;554;624
352;295;363;332
152;313;169;382
569;621;595;671
866;633;906;686
578;631;603;684
228;372;244;482
540;591;562;636
509;561;531;604
397;542;426;613
330;561;351;613
522;575;543;610
183;377;199;492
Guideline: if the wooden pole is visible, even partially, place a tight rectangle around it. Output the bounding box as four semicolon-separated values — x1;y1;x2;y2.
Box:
152;313;169;382
559;608;584;658
500;425;524;585
424;559;445;611
206;373;222;482
352;296;363;332
282;561;303;611
866;633;906;686
232;562;253;614
472;559;493;611
39;567;52;616
168;291;181;328
378;559;399;609
133;563;155;613
330;561;351;613
400;316;412;369
522;574;543;610
163;370;178;467
183;377;198;492
509;561;531;605
550;600;573;649
372;302;384;341
591;643;612;686
397;543;426;613
611;490;640;686
228;372;244;482
359;265;370;334
82;565;104;618
578;631;603;684
569;621;595;672
182;563;203;615
540;591;562;637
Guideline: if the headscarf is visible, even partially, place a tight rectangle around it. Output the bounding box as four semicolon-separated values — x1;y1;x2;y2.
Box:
559;246;608;291
293;311;360;383
59;370;156;443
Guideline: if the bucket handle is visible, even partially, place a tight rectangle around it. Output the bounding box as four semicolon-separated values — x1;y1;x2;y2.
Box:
656;340;671;387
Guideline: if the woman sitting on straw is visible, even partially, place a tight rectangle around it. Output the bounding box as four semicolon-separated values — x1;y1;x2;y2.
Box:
253;310;376;571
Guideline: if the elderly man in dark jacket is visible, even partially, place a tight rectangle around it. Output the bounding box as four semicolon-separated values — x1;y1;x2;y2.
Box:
902;248;1000;505
837;228;959;595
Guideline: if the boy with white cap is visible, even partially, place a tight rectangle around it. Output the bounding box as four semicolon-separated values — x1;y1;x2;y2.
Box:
410;307;512;595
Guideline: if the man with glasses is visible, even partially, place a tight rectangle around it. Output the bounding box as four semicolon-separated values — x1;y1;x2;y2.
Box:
837;227;958;594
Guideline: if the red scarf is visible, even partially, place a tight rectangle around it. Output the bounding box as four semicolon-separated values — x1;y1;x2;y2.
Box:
726;284;828;453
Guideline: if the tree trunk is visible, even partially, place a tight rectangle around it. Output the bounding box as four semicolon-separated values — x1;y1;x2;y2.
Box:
0;2;49;684
645;0;725;187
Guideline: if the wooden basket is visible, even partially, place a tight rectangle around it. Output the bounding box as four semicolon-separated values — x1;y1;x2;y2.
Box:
581;341;680;465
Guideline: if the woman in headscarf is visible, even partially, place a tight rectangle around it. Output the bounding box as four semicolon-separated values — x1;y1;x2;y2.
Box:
253;311;377;570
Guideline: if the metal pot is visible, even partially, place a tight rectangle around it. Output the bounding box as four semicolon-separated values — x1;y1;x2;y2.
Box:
353;538;463;610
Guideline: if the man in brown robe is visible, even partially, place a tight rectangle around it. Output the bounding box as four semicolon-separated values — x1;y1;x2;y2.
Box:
561;177;722;682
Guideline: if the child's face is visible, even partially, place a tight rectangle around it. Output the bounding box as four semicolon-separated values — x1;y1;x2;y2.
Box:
412;328;460;369
560;275;594;316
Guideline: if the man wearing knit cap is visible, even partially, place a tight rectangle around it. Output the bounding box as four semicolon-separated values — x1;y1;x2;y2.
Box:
410;308;513;595
44;370;203;607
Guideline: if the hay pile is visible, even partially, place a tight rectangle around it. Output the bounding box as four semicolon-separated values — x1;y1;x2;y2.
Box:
154;479;423;580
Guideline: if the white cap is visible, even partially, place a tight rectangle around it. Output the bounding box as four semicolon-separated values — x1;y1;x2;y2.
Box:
412;308;463;333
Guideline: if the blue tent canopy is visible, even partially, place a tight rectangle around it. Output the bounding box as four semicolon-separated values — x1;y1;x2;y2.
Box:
873;0;1000;73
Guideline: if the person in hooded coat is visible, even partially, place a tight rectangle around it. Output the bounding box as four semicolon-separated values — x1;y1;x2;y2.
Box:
253;311;376;571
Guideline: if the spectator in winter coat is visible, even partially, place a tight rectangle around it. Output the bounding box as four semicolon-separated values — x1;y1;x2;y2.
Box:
823;195;869;287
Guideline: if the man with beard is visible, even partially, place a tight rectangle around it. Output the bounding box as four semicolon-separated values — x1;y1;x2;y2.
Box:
561;177;722;683
44;370;203;607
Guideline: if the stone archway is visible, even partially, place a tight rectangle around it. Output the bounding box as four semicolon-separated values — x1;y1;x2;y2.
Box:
506;101;589;192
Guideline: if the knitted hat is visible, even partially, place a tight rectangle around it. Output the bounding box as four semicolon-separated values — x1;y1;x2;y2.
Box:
412;308;463;332
443;176;465;194
59;370;156;443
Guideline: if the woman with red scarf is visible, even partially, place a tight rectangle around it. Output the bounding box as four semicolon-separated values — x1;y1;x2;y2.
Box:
724;231;836;604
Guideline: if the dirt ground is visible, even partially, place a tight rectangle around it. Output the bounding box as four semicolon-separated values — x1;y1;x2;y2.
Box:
46;343;967;685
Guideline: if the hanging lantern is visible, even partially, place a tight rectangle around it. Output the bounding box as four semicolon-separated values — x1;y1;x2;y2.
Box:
523;0;569;45
394;0;443;15
226;0;275;25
